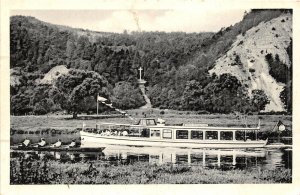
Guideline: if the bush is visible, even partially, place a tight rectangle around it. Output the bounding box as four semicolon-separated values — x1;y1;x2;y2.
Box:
249;68;256;73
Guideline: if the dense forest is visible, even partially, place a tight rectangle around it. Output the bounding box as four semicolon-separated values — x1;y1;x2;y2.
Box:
10;9;292;116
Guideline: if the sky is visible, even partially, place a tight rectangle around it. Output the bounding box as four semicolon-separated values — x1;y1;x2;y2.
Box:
11;9;246;33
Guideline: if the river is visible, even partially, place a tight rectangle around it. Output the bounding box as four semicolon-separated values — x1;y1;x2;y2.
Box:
10;145;292;171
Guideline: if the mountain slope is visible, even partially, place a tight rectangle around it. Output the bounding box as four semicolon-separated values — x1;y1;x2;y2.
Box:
209;13;292;112
10;10;292;115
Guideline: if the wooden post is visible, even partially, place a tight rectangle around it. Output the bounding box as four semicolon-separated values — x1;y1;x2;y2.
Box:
97;101;98;115
203;150;206;167
97;94;99;116
256;130;258;140
139;127;141;137
232;152;236;166
187;150;191;165
217;152;221;167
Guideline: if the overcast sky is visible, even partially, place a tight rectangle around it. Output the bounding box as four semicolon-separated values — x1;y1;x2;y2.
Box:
11;9;246;33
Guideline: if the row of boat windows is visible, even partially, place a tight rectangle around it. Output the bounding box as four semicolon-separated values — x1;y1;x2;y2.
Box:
174;130;234;140
92;127;257;140
142;129;254;140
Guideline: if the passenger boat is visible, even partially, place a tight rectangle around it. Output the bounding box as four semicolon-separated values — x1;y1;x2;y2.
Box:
80;118;268;148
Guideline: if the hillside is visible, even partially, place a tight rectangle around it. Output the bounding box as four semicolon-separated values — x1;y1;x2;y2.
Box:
10;9;292;115
209;13;292;111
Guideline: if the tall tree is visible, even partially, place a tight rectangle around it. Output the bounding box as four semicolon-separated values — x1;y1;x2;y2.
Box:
251;89;270;112
55;69;110;118
111;81;145;110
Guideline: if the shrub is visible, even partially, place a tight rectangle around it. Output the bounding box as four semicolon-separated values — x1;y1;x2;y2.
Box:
249;68;255;73
237;41;244;46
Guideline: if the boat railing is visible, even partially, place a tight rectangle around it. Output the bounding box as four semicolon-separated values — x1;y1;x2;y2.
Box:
183;123;209;127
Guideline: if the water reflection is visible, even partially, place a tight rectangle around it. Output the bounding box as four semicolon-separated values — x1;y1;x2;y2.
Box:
10;146;292;170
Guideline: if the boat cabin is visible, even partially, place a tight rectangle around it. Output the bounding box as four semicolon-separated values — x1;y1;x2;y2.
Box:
91;118;260;142
81;118;266;148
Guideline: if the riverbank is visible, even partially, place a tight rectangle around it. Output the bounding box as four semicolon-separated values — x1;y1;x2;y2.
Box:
10;112;292;132
10;158;291;184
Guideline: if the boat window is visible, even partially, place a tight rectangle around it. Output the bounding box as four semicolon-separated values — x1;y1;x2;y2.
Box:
128;127;141;137
220;131;233;140
235;131;256;140
205;131;218;140
246;131;256;140
139;120;147;126
191;131;203;139
146;119;156;126
235;131;246;140
163;129;172;139
176;130;188;139
141;128;150;137
138;119;156;126
150;129;161;137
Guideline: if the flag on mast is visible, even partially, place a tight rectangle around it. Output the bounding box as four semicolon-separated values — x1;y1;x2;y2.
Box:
97;95;107;102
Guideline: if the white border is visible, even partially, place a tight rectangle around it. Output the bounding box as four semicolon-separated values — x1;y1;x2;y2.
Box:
1;0;300;195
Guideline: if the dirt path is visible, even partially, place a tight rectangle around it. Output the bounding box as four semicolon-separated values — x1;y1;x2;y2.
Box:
140;92;152;109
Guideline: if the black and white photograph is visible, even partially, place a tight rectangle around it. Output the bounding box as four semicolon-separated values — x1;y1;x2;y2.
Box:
1;0;299;194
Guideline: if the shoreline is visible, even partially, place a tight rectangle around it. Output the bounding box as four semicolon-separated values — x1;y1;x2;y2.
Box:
10;159;292;184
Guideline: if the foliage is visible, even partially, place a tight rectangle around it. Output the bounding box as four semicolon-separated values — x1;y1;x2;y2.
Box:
279;39;293;113
111;81;145;110
251;89;270;111
10;10;291;114
10;159;292;184
55;69;109;118
265;53;290;84
280;81;292;113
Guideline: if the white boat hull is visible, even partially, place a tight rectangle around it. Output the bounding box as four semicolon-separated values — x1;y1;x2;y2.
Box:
80;131;267;149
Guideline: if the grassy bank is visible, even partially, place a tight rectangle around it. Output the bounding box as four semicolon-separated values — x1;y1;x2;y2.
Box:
10;158;291;184
11;110;292;132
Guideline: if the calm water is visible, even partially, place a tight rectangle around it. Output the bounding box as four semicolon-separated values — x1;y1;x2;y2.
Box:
10;145;292;171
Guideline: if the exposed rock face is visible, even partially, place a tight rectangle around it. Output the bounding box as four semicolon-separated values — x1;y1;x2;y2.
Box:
209;13;292;112
38;65;69;84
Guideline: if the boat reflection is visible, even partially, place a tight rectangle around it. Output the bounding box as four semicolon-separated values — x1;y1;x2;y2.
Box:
102;146;268;168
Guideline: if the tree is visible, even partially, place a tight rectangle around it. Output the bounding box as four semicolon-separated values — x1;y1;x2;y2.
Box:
200;74;248;113
280;81;292;113
10;93;33;115
10;13;290;114
251;89;270;112
111;81;145;110
181;80;204;110
33;98;54;115
265;53;289;84
55;69;109;118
